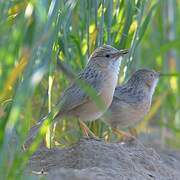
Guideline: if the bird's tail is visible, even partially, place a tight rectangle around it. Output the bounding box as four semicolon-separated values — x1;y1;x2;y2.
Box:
23;101;64;150
23;113;53;150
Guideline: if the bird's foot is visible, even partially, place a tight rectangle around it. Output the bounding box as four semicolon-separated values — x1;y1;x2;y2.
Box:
112;128;136;143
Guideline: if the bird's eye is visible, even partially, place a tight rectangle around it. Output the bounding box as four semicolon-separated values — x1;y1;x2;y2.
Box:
150;73;154;78
105;54;110;58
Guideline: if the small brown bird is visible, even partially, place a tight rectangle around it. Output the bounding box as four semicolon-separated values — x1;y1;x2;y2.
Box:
24;45;128;147
103;69;159;138
54;45;128;122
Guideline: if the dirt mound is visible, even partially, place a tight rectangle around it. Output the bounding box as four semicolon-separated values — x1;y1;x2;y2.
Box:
28;138;180;180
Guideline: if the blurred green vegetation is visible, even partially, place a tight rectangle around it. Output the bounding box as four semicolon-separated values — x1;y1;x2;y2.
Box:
0;0;180;179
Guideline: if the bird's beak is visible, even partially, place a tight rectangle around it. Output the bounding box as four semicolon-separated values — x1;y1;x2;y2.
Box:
112;49;129;58
119;49;129;56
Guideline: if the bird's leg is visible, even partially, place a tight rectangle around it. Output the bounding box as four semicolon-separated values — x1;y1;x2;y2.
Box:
79;120;89;137
79;120;100;140
112;128;136;141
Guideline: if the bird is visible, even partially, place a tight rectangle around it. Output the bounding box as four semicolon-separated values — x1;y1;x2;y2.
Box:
24;45;129;148
103;68;159;139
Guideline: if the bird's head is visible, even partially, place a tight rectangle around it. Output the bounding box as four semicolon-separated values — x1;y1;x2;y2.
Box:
89;45;128;70
130;68;159;96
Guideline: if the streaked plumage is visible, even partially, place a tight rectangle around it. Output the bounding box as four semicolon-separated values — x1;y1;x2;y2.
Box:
104;69;159;129
24;45;128;148
55;45;128;121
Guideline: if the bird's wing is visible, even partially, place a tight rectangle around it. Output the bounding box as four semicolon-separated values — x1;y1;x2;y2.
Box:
56;70;102;114
113;85;141;104
113;86;130;100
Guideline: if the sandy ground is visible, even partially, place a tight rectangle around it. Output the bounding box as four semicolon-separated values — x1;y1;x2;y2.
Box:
27;138;180;180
